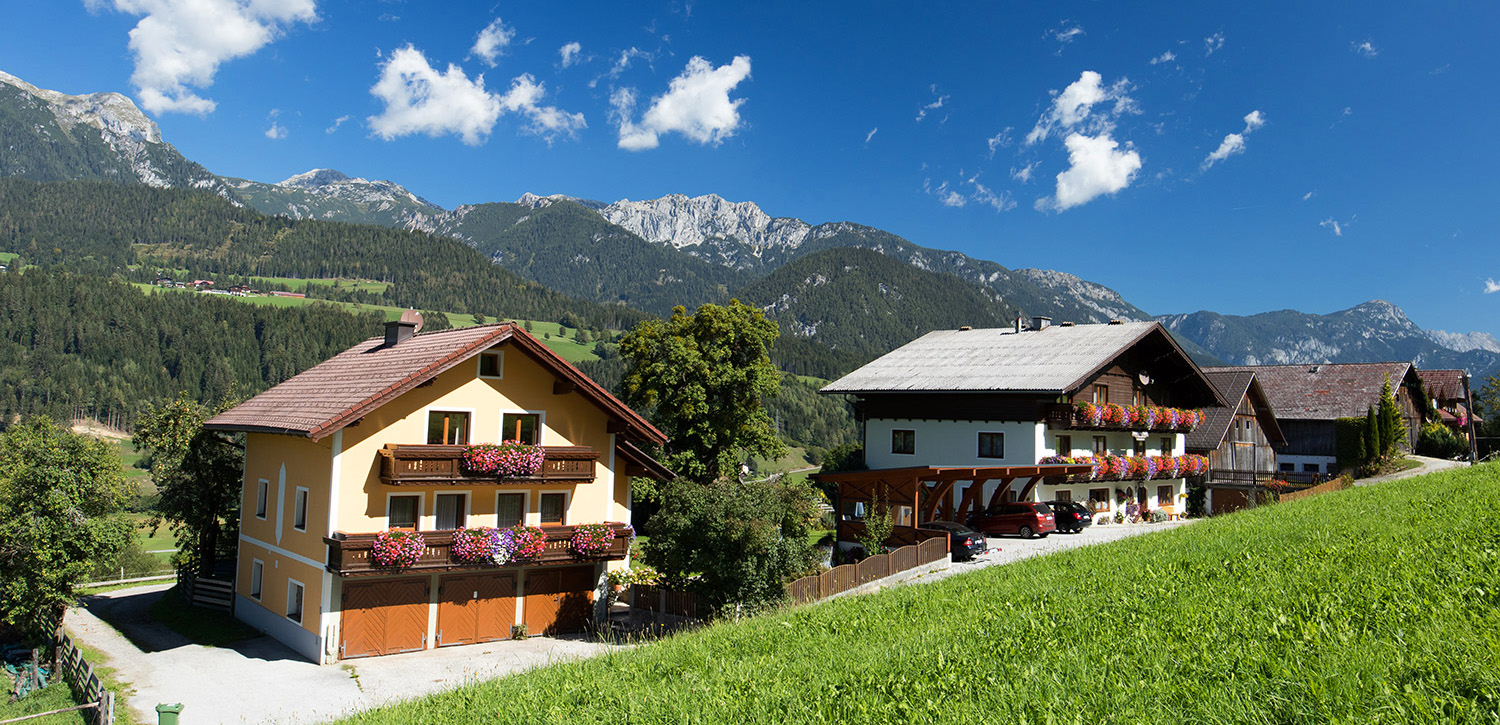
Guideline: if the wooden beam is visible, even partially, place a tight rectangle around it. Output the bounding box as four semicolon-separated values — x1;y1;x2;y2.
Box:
951;478;991;524
553;379;576;395
987;477;1016;509
607;419;629;434
920;480;955;523
1016;475;1043;501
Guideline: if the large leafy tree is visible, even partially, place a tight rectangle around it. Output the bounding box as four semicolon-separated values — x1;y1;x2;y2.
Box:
134;397;243;575
620;300;786;484
0;417;133;637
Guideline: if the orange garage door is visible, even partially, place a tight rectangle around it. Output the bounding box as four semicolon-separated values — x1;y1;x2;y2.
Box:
437;572;516;647
340;578;429;659
523;566;596;636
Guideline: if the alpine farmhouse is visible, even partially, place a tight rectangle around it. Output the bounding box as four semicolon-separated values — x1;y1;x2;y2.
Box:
204;315;672;663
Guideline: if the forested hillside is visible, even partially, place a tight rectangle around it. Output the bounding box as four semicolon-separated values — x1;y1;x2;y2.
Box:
0;269;382;427
0;179;647;331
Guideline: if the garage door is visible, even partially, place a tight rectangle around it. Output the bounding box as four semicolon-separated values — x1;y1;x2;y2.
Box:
523;566;596;636
340;578;430;659
1213;488;1249;514
437;573;516;647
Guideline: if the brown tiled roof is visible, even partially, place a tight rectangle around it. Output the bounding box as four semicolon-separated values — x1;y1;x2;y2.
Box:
205;323;666;444
1186;370;1287;451
1417;369;1469;403
1204;362;1415;421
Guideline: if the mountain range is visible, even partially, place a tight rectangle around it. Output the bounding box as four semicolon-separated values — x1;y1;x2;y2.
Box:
2;68;1495;381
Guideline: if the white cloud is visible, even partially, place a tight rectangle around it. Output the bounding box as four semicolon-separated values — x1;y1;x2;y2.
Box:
916;85;948;123
97;0;318;115
1353;39;1378;58
986;127;1013;157
968;177;1016;212
1302;190;1314;201
612;55;752;151
1040;132;1141;211
1204;32;1225;56
324;114;349;134
1203;110;1266;169
1025;70;1135;145
611;47;650;76
1048;21;1084;52
1320;218;1343;236
1149;51;1176;65
939;189;966;207
498;74;586;143
470;18;515;67
264;120;286;139
559;41;581;68
1011;161;1038;183
368;45;502;145
1485;279;1500;294
865;127;878;143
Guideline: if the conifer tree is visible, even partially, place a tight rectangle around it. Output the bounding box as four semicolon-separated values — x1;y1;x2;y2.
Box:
1364;406;1381;464
1378;374;1405;455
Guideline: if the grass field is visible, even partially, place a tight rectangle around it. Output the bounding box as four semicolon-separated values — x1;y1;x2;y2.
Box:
0;251;17;264
341;464;1500;724
246;276;389;294
129;284;605;363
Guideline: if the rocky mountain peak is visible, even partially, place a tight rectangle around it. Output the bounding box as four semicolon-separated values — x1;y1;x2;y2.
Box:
280;168;353;188
0;69;161;144
599;193;811;252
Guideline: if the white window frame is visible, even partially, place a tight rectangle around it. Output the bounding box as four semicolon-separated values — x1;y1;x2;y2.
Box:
285;578;305;624
477;348;505;379
495;490;529;528
386;492;424;530
498;408;547;446
536;490;570;527
433;491;471;531
977;431;1005;459
423;406;476;445
292;486;309;532
255;479;269;520
250;558;264;601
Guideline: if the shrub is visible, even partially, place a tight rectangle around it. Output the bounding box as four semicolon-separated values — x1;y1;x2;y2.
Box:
1416;422;1467;459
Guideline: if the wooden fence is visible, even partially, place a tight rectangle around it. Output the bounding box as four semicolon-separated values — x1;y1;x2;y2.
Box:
786;537;948;605
630;585;700;619
1279;477;1352;503
52;629;114;725
177;569;234;612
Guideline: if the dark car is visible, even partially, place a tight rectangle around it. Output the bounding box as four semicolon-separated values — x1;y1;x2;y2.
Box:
967;502;1057;538
921;521;988;561
1046;500;1094;533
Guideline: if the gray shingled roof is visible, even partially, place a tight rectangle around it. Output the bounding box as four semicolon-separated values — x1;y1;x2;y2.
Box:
822;321;1163;394
1204;362;1413;421
1185;370;1256;452
205;323;664;443
1417;369;1468;402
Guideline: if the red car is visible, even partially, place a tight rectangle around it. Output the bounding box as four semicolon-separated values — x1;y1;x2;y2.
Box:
967;502;1057;538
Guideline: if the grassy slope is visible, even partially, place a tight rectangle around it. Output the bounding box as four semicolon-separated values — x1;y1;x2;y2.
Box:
343;464;1500;724
129;284;602;363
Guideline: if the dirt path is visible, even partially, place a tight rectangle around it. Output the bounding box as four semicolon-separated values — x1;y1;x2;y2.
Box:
1355;454;1468;487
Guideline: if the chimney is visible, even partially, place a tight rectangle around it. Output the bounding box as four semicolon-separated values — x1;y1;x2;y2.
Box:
1031;316;1051;331
958;325;972;331
1060;321;1075;327
1014;314;1025;334
1108;319;1124;325
384;309;423;347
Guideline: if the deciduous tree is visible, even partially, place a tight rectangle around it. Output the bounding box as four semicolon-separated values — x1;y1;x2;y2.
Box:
134;397;243;575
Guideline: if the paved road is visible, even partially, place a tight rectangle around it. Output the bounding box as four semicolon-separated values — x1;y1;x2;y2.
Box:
909;519;1196;586
68;584;620;724
1355;454;1468;486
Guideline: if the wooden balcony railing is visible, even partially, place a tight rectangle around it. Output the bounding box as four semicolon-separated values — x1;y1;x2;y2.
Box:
378;444;597;485
1044;403;1198;433
324;522;633;577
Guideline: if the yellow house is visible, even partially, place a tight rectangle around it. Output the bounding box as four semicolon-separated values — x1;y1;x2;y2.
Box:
204;315;671;663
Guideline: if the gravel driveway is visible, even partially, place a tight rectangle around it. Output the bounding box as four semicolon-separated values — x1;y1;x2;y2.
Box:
68;584;622;724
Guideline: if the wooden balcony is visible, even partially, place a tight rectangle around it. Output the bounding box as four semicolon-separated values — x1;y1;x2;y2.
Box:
378;444;597;485
1045;404;1194;433
325;522;633;577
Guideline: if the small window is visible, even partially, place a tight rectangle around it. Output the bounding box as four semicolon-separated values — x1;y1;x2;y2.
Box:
840;499;868;520
1132;389;1142;406
478;350;504;378
1160;437;1173;455
1302;463;1319;473
427;411;471;445
1093;385;1109;404
891;429;915;455
1133;439;1147;457
1088;488;1110;510
1056;435;1071;455
250;560;263;600
1054;489;1072;503
286;580;304;624
539;492;566;525
389;495;419;530
891;505;914;527
435;493;466;530
1279;463;1295;472
1157;485;1174;505
1093;436;1108;455
255;480;268;519
293;488;308;532
977;432;1004;459
501;413;540;445
496;493;525;528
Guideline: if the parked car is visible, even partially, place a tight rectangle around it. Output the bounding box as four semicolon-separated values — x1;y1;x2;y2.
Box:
921;521;988;561
967;502;1056;538
1046;500;1094;533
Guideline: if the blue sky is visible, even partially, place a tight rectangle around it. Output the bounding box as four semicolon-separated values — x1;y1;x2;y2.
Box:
2;1;1496;337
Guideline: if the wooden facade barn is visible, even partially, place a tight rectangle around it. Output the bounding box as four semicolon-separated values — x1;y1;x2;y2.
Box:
1185;370;1286;514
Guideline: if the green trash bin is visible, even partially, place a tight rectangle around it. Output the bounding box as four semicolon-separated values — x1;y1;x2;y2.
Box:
156;703;184;725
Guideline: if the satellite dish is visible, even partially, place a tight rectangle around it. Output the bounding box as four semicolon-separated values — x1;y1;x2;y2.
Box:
400;308;424;333
1138;370;1153;386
